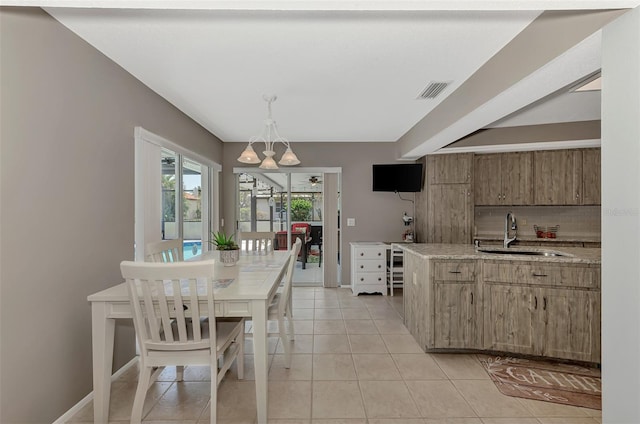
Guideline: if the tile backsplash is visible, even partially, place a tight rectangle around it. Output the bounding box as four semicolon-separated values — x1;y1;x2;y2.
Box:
474;205;601;240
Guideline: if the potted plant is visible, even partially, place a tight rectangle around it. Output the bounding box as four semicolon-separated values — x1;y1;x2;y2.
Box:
211;231;240;266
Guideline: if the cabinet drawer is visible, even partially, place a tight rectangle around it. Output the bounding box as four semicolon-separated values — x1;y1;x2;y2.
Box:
354;272;386;285
483;261;600;289
354;248;385;260
434;261;477;282
355;260;385;272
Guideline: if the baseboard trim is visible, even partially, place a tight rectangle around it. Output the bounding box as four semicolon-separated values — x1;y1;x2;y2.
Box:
52;357;138;424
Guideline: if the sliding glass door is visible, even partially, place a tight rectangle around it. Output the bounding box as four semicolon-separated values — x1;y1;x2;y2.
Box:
234;169;340;286
135;127;219;262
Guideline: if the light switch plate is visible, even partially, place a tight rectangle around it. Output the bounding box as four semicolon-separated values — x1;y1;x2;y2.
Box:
347;218;356;227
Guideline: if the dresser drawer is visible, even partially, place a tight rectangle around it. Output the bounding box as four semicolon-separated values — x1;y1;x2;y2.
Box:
353;272;386;285
354;260;385;272
483;261;600;289
433;261;477;282
353;247;385;260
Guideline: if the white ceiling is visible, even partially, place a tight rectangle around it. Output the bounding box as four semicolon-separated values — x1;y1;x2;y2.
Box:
29;1;640;156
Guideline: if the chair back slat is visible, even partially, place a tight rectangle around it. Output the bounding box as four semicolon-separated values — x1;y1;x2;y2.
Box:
189;280;202;341
145;239;184;263
279;239;302;318
155;279;175;343
121;259;218;353
238;232;275;253
172;280;189;343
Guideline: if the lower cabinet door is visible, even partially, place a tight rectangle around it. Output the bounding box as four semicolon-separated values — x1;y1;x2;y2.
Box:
539;288;600;362
484;284;537;355
434;282;478;349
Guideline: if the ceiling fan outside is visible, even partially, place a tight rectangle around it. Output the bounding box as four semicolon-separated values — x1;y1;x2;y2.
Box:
309;176;323;186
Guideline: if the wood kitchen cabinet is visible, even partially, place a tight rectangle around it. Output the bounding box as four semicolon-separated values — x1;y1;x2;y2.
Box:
539;287;600;362
433;261;481;349
425;153;473;244
581;148;601;205
483;284;537;354
403;250;430;350
482;260;601;362
427;153;472;184
427;184;473;244
475;152;533;205
534;149;592;205
533;149;601;205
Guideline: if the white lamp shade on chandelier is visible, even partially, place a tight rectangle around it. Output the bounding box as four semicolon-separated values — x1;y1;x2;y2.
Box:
237;95;300;169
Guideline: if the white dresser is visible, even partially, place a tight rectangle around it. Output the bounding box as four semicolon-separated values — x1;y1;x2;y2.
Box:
350;242;387;296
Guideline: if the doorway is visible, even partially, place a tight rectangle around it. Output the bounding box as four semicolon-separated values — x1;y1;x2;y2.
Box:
234;168;341;287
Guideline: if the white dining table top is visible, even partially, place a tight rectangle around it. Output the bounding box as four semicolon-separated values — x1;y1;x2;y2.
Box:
88;250;290;303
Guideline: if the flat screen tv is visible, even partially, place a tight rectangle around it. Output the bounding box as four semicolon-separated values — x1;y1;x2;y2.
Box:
372;163;423;192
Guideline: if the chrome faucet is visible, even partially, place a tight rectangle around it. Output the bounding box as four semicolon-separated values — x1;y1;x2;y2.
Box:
504;211;517;248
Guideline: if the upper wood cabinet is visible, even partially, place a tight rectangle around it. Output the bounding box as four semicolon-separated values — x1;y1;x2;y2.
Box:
581;148;601;205
424;153;474;244
427;184;473;244
475;152;533;205
427;154;472;184
534;148;601;205
534;149;583;205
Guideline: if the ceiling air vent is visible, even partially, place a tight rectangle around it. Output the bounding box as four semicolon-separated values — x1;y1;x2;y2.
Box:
417;81;450;99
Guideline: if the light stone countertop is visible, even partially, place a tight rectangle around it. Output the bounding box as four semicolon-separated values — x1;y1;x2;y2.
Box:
474;235;601;244
394;243;601;264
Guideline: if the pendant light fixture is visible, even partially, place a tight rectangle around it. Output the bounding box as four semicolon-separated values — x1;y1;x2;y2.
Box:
237;95;300;169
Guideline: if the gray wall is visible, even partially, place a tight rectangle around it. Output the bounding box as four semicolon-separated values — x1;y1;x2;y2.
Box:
222;142;417;285
601;6;640;422
0;8;223;423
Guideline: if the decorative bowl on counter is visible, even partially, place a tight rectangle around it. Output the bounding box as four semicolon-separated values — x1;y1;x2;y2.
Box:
534;225;559;239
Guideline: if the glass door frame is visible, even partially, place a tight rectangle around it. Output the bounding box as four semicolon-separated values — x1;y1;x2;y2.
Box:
135;127;221;261
234;167;342;284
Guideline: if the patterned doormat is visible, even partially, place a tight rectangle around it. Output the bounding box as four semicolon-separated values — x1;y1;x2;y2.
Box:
478;356;601;410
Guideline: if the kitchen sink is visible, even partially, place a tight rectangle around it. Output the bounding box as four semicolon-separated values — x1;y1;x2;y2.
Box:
476;247;572;257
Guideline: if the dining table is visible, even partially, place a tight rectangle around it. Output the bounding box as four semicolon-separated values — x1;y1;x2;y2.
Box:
87;249;291;424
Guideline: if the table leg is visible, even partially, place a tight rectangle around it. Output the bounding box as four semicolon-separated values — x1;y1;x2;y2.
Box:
252;300;269;424
92;302;115;424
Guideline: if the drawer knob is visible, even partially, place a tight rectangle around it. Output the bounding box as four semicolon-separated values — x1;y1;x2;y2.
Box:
378;278;382;281
360;278;364;281
378;252;381;256
378;265;381;269
360;265;364;269
360;253;364;256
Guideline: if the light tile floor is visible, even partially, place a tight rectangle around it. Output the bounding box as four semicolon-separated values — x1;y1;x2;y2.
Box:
67;287;602;424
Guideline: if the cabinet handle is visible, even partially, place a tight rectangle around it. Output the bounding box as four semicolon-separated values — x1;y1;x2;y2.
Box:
532;273;547;277
534;296;538;310
576;192;580;199
470;292;474;304
449;271;461;274
543;297;547;311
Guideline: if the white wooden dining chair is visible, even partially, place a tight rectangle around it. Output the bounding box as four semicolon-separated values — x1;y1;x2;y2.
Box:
238;231;275;253
267;238;301;368
120;259;244;424
145;239;183;263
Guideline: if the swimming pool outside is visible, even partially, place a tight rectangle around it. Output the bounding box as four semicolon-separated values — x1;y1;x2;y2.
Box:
183;240;202;260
